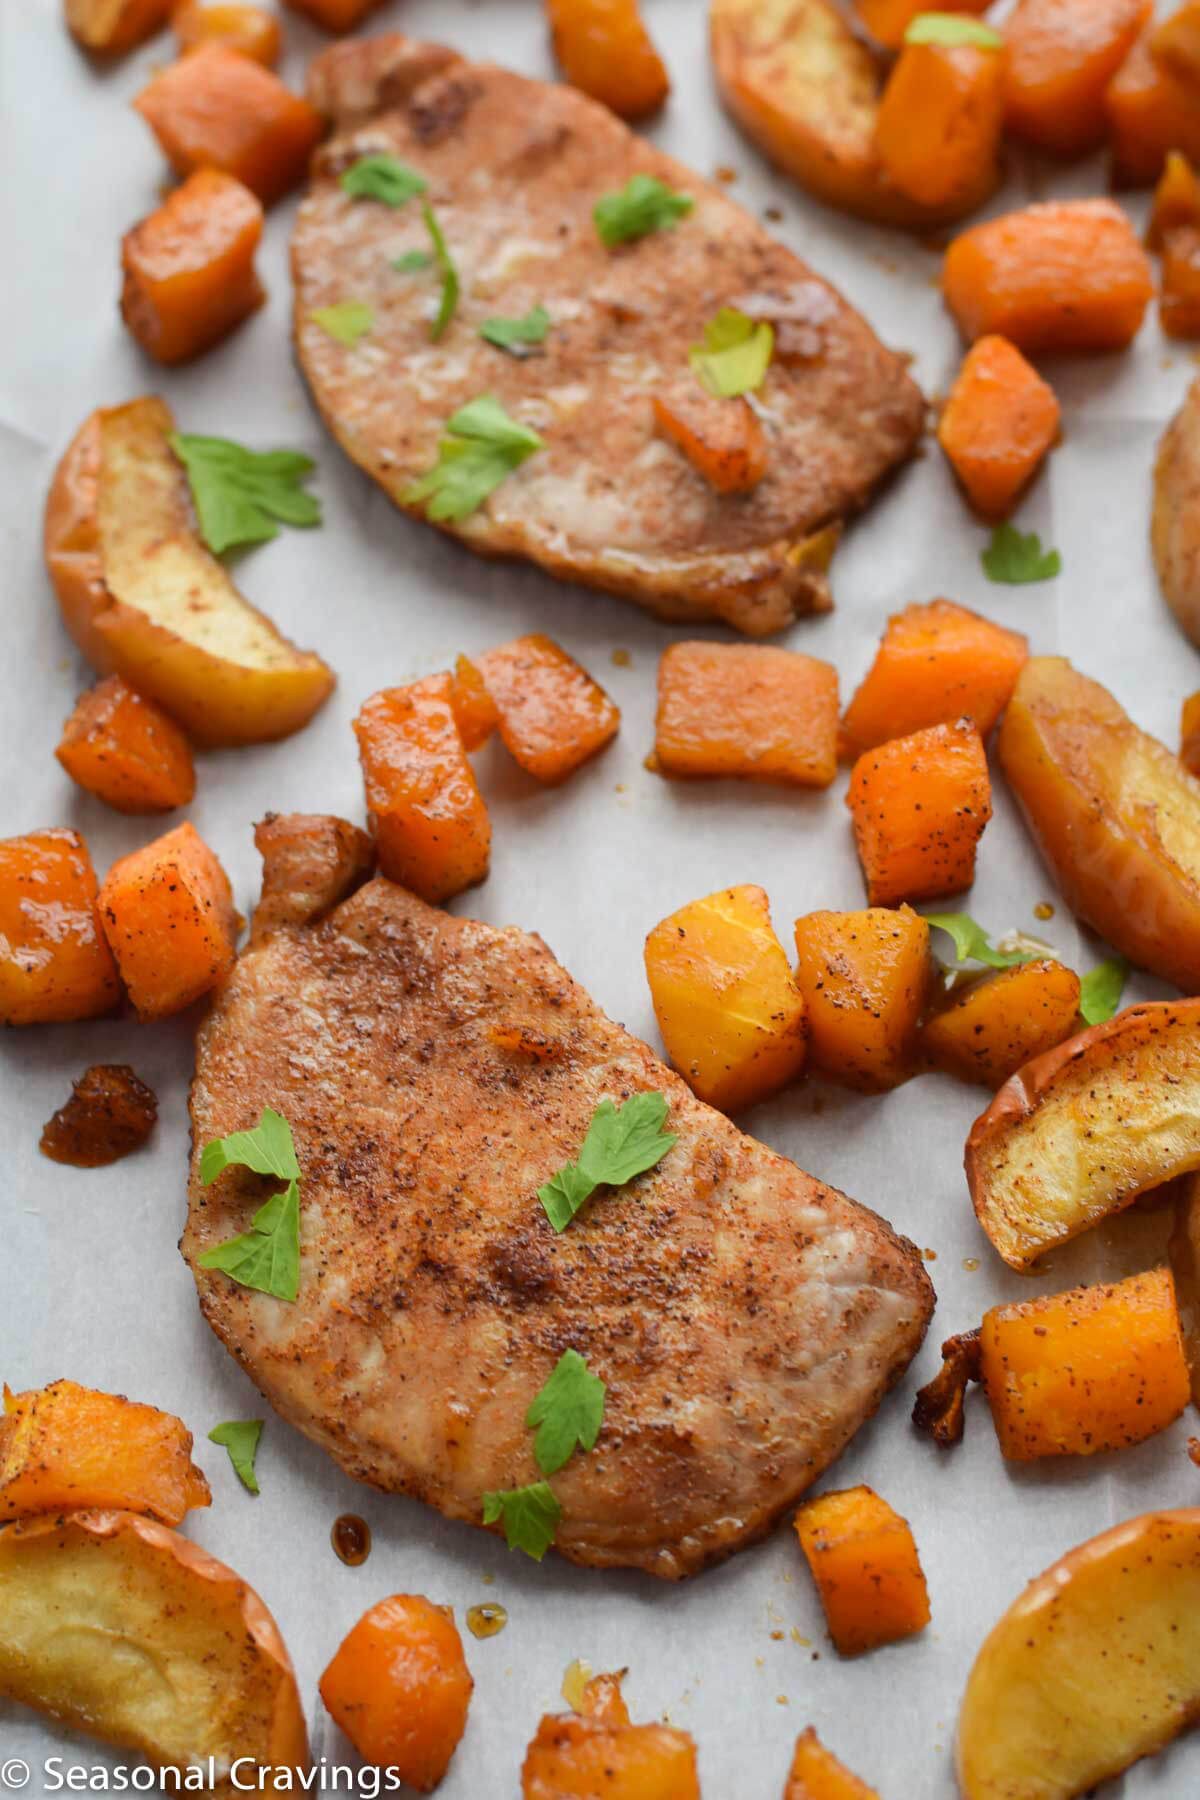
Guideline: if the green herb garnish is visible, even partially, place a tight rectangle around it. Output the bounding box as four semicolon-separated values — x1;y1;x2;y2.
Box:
982;524;1062;585
1078;956;1128;1025
925;914;1042;971
403;394;543;522
482;1481;563;1561
310;301;374;348
196;1108;302;1303
421;202;459;341
527;1350;606;1477
169;435;320;557
392;249;433;274
690;307;774;398
208;1419;263;1494
905;12;1003;46
480;304;551;355
340;154;427;208
594;174;694;248
538;1092;676;1233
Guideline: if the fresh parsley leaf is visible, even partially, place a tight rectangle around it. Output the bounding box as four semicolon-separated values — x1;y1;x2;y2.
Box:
169;436;320;558
1078;956;1128;1025
594;174;694;248
403;394;543;522
526;1350;606;1476
982;524;1062;584
482;1481;562;1560
340;154;427;208
690;307;774;398
310;301;374;348
538;1092;677;1232
925;914;1040;970
208;1419;263;1494
480;304;551;355
421;202;459;341
905;12;1003;46
392;249;433;274
196;1109;302;1302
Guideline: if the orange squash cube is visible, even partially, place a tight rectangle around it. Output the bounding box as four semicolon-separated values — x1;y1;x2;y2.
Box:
1003;0;1150;158
1147;151;1200;248
854;0;991;50
645;885;808;1114
547;0;670;119
448;655;498;753
281;0;384;31
354;676;491;903
655;641;839;788
319;1595;472;1791
785;1728;879;1800
793;905;934;1090
120;168;264;365
1105;30;1200;186
875;40;1006;214
1161;228;1200;339
1151;0;1200;85
522;1704;700;1800
652;388;768;494
937;336;1060;520
921;958;1081;1087
794;1485;931;1657
846;720;992;908
98;821;239;1020
841;599;1027;759
1182;691;1200;778
979;1267;1191;1460
0;829;121;1027
134;42;323;206
173;0;282;64
477;635;619;785
66;0;173;54
0;1379;211;1526
942;199;1155;352
56;676;196;814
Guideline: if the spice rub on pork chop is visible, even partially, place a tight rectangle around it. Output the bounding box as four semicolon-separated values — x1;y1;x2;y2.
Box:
290;35;925;637
184;855;934;1578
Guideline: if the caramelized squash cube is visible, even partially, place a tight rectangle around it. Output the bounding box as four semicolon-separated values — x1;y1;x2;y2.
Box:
449;654;498;753
793;905;934;1090
875;40;1006;214
172;0;282;64
655;641;839;788
937;336;1060;520
0;829;121;1026
1105;30;1200;186
56;675;195;813
1003;0;1150;157
1161;227;1200;339
841;598;1027;758
281;0;384;31
98;821;239;1020
652;388;768;494
1147;151;1200;249
547;0;670;119
785;1727;879;1800
522;1710;700;1800
846;720;992;908
66;0;172;54
921;958;1081;1088
121;168;264;365
794;1485;930;1657
1151;0;1200;84
477;635;619;785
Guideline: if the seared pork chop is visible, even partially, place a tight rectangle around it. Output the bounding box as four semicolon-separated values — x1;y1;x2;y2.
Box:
185;872;933;1577
291;35;925;636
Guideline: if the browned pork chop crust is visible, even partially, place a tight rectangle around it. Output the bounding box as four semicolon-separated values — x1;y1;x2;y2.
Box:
184;878;933;1577
291;35;925;636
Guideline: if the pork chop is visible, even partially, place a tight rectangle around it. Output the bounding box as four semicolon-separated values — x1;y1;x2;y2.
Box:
184;869;933;1577
291;35;925;637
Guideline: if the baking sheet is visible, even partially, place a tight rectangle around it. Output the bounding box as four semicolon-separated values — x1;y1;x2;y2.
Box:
1;1;1198;1792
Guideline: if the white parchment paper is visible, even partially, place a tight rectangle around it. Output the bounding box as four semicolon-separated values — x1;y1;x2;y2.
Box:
2;1;1198;1792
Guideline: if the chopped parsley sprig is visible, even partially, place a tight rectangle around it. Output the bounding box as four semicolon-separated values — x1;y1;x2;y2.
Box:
196;1107;302;1302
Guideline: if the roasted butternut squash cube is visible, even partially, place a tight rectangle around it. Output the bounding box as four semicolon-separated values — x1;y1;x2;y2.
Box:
652;388;768;494
645;885;807;1114
121;168;264;366
56;675;196;813
793;905;933;1091
0;1380;210;1526
979;1267;1190;1460
449;654;498;753
875;40;1006;215
655;641;838;788
522;1710;700;1800
172;0;282;64
1003;0;1150;158
134;42;322;206
1147;151;1200;249
66;0;172;53
942;199;1155;352
282;0;384;31
855;0;991;49
846;720;992;908
921;958;1081;1088
785;1727;879;1800
0;829;121;1026
1162;227;1200;339
937;336;1060;520
477;635;619;785
1152;0;1200;83
794;1485;930;1657
319;1595;472;1791
1105;30;1200;186
841;599;1027;759
354;676;491;903
547;0;670;119
250;812;374;944
98;821;239;1020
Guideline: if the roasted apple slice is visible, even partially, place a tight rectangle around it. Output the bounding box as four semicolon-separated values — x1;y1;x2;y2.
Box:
966;1001;1200;1270
0;1510;307;1787
958;1509;1200;1798
998;656;1200;993
1153;375;1200;650
44;398;334;746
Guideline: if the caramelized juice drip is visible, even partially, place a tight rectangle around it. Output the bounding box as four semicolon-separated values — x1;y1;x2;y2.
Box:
466;1602;508;1639
331;1514;371;1566
1034;901;1055;921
